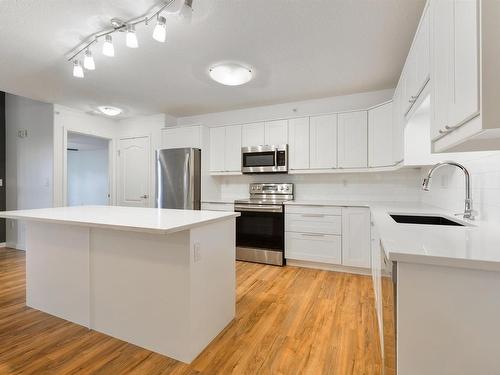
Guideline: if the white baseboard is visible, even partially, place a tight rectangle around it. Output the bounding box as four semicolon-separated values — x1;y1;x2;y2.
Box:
0;242;5;248
6;242;26;251
286;259;371;276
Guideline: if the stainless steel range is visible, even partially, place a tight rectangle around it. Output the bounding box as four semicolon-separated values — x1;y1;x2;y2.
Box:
234;183;294;266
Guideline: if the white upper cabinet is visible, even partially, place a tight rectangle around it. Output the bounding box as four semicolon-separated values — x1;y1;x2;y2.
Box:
209;127;226;172
338;111;368;168
224;125;242;172
429;0;500;152
210;125;242;172
402;6;430;115
310;114;338;169
392;85;405;164
162;126;202;149
241;122;265;147
431;0;479;142
288;117;310;170
369;102;394;168
265;120;288;145
342;207;371;268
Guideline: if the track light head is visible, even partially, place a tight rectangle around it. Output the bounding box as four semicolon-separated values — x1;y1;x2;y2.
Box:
102;35;115;57
73;60;84;78
83;49;95;70
153;16;167;42
126;24;139;48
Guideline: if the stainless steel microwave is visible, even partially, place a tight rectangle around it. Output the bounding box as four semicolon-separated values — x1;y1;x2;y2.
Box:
241;145;288;174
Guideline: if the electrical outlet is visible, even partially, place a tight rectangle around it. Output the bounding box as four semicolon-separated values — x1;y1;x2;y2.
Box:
193;242;201;262
17;129;28;138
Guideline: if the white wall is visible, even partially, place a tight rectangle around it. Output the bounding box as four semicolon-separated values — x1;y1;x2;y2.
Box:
420;152;500;222
53;105;119;207
5;94;54;249
178;89;394;127
67;149;109;206
216;169;422;202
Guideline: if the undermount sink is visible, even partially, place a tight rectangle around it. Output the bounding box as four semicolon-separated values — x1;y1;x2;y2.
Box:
390;214;466;227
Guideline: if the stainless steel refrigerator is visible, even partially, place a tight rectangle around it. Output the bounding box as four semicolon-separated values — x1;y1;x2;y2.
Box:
155;148;201;210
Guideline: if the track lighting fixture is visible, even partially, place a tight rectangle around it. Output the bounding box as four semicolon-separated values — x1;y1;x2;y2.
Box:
73;60;84;78
153;16;167;43
126;24;138;48
102;35;115;57
83;49;95;70
67;0;196;78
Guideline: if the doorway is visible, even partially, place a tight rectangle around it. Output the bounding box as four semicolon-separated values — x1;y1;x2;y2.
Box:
66;132;110;206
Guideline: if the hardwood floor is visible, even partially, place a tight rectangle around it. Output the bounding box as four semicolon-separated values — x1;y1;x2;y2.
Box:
0;247;383;374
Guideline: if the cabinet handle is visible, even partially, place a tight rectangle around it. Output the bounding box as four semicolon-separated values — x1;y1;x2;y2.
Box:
445;125;459;130
301;214;325;218
301;233;326;237
140;194;149;199
438;129;450;134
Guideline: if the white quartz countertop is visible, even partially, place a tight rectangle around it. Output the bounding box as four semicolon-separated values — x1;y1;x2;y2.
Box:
285;200;500;272
0;206;240;235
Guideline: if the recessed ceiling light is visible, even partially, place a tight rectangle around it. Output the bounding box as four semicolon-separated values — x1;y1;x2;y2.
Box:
209;63;253;86
98;106;122;116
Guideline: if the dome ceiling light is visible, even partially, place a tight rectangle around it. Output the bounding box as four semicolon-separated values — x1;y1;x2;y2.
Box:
98;106;123;116
209;63;253;86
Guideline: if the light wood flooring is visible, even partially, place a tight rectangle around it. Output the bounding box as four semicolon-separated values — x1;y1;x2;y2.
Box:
0;247;383;374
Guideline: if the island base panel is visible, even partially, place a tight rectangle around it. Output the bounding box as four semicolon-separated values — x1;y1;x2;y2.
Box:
24;219;236;364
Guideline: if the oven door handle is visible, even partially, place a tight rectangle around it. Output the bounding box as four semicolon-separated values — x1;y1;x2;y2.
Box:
235;204;283;213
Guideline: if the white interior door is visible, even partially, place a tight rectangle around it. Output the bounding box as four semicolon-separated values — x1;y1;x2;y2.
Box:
118;136;150;207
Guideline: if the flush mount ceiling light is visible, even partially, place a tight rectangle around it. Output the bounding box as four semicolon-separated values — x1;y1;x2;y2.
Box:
66;0;195;78
209;63;253;86
98;106;123;116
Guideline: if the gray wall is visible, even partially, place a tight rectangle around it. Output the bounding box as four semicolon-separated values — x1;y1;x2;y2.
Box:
0;93;5;243
5;94;54;249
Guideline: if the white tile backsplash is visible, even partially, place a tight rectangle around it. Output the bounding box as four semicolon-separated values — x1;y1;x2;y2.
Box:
420;152;500;222
218;169;423;202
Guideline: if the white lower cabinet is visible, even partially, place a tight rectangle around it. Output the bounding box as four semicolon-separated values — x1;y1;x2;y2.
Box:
286;232;342;265
285;204;371;271
342;207;371;268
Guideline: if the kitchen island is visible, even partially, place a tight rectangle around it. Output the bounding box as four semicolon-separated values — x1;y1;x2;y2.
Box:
0;206;240;363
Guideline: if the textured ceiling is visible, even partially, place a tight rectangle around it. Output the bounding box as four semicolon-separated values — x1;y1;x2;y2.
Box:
0;0;425;117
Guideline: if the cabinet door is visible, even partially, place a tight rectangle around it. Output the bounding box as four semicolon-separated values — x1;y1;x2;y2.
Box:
392;85;405;164
415;7;430;92
288;117;310;170
369;102;394;167
265;120;288;145
285;232;342;265
241;122;265;147
224;125;242;172
451;0;479;127
430;0;453;140
338;111;368;168
342;207;371;268
402;52;417;114
162;126;201;149
209;127;225;172
310;114;338;169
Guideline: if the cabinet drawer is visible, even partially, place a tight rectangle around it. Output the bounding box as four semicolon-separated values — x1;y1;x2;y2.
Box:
201;203;234;212
285;205;342;216
285;213;341;235
285;232;342;265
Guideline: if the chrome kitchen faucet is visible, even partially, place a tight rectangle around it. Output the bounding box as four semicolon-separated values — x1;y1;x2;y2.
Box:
422;161;477;220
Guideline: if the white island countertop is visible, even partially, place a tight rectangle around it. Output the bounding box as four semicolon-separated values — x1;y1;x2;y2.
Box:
0;205;240;235
285;200;500;272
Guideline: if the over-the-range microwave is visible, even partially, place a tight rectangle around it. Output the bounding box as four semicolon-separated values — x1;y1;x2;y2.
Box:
241;145;288;174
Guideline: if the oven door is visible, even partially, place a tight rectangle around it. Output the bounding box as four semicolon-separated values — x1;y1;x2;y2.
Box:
235;204;284;265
